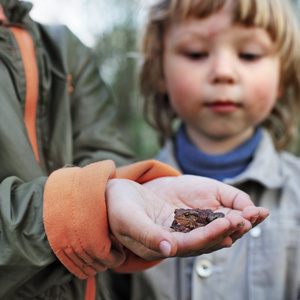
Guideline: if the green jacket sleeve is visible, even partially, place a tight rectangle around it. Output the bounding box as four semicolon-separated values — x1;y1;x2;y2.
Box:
0;176;75;298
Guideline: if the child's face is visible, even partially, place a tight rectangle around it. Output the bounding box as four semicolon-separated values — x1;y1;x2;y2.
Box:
162;5;281;153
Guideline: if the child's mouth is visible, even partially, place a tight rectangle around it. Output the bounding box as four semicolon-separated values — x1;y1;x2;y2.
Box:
205;100;241;113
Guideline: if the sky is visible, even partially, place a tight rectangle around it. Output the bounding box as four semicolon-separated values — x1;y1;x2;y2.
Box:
29;0;153;47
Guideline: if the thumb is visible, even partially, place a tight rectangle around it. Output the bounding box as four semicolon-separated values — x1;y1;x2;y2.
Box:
114;220;178;260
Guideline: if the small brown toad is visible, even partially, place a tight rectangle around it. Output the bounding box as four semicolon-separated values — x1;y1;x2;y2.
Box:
170;208;225;233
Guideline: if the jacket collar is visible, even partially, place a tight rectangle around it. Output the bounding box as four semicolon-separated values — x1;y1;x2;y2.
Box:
224;129;287;189
0;1;40;44
1;0;33;24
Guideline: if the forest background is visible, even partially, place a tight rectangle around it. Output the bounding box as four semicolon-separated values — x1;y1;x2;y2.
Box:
30;0;300;159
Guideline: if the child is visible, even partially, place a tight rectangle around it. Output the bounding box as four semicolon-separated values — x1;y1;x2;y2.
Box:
128;0;300;299
0;1;268;299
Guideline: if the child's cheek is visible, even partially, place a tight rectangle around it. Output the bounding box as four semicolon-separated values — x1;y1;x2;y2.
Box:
250;80;277;113
247;58;280;113
167;74;196;106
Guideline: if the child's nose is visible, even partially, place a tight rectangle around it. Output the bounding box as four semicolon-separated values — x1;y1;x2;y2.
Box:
209;52;236;84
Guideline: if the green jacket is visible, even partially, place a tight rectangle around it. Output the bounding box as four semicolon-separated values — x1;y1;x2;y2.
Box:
0;1;136;299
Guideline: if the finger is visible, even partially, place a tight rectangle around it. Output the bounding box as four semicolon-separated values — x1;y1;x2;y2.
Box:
206;236;233;253
173;218;232;256
250;207;269;227
228;219;252;241
201;211;250;245
113;210;179;259
241;206;260;221
216;183;254;210
116;230;175;260
241;206;269;226
117;223;175;257
172;211;251;257
178;235;234;257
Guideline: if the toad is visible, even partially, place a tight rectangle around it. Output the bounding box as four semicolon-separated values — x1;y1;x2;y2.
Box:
170;208;225;232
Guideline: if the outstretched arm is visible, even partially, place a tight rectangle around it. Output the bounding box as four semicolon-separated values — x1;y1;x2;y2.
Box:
43;159;268;277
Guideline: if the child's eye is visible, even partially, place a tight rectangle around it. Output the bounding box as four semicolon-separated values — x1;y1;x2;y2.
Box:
239;53;260;61
185;52;208;60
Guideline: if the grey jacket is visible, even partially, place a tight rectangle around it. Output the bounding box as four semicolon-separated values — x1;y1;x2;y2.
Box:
130;130;300;300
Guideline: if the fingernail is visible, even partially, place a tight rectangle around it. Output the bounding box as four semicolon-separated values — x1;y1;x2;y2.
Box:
238;221;245;228
159;240;171;257
250;215;259;224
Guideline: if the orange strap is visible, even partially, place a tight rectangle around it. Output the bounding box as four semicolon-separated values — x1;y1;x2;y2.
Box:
10;27;40;163
85;277;96;300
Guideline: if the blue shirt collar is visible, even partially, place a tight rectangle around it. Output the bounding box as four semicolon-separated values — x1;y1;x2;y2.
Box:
175;125;262;181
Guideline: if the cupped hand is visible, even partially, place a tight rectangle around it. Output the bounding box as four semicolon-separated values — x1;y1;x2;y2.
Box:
106;175;269;261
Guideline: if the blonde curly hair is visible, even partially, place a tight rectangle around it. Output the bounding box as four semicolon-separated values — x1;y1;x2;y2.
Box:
141;0;300;150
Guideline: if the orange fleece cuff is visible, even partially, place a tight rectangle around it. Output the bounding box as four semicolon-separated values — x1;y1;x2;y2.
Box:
43;159;181;278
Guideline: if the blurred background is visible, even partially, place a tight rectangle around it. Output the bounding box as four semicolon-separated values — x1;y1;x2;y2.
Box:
29;0;300;159
30;0;159;160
